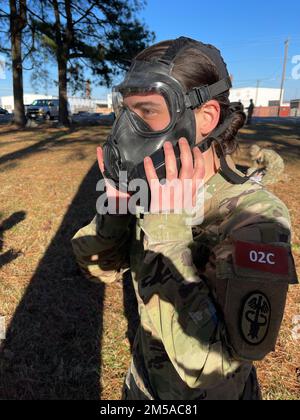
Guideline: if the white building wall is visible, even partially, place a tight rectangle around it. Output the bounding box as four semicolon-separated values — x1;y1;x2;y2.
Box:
0;94;108;113
68;97;97;113
0;94;55;112
107;93;112;108
229;87;282;108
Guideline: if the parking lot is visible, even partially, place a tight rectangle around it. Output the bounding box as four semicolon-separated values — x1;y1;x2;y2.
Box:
0;112;115;126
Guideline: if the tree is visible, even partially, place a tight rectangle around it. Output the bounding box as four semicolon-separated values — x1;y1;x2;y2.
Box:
27;0;155;126
0;0;29;128
10;0;28;127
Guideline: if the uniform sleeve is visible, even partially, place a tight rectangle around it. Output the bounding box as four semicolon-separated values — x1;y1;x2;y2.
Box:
137;199;298;390
260;151;285;185
138;213;233;390
203;189;298;362
71;213;133;284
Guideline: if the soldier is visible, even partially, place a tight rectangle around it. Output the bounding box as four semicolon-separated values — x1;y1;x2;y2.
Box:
247;145;285;185
71;37;298;400
246;99;255;125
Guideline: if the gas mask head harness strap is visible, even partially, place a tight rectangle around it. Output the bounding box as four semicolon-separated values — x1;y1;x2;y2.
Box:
103;36;249;191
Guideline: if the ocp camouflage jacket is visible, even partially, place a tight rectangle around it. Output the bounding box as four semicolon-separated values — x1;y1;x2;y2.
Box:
71;171;298;400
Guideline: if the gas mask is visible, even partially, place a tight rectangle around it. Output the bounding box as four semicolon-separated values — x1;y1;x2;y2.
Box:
103;37;246;191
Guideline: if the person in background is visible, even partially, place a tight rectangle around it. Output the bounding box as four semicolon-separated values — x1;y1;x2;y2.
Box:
246;99;255;125
247;144;285;185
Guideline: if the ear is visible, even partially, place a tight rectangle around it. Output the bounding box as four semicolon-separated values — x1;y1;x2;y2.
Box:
194;100;221;138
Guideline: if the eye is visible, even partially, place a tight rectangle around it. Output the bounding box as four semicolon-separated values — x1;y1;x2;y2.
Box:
140;107;157;117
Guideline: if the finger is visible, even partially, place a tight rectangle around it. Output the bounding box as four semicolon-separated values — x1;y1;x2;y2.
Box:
178;138;194;180
164;142;178;180
192;147;205;181
97;147;105;174
144;156;158;186
190;147;205;208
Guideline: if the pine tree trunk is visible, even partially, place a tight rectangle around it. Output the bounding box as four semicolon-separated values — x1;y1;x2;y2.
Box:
57;53;69;126
10;0;26;128
53;0;70;127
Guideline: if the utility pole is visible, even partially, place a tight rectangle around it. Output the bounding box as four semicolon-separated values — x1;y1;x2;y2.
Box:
255;79;260;105
278;38;289;116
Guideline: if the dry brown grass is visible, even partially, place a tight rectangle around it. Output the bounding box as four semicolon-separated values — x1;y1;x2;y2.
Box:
0;120;299;400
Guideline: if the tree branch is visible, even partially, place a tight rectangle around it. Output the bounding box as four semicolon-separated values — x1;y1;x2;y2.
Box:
26;6;50;27
72;1;98;26
0;7;10;17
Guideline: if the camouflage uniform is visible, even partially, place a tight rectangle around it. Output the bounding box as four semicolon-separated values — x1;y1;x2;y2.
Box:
71;166;298;401
247;148;285;185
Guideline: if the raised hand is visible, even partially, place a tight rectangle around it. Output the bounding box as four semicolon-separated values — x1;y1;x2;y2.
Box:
143;138;205;214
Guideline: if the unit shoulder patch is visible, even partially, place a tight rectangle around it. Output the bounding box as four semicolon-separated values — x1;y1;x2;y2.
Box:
240;292;271;345
234;240;289;276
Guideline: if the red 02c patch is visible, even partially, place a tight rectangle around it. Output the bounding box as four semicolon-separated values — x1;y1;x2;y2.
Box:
235;241;289;275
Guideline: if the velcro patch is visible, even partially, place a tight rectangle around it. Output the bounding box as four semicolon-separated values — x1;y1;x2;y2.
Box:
235;241;289;275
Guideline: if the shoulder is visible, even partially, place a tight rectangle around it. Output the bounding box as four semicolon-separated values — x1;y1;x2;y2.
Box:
262;149;283;160
212;180;298;285
217;179;291;239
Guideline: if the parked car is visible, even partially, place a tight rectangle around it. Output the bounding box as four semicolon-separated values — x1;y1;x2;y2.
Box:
26;99;72;120
98;112;115;125
0;106;8;115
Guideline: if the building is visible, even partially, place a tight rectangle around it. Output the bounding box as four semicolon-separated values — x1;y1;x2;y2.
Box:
290;99;300;117
0;94;110;114
107;93;112;109
68;97;97;114
229;87;282;108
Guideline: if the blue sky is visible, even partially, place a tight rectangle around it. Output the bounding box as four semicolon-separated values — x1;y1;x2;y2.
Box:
1;0;300;101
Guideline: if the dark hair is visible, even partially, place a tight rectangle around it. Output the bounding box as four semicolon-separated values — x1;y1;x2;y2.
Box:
135;40;246;154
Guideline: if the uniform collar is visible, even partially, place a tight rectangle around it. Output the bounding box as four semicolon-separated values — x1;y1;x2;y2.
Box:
190;159;256;227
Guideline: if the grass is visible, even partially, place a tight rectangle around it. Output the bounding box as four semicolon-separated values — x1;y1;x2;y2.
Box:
0;120;299;400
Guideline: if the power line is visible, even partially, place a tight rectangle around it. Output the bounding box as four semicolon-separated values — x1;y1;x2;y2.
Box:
218;34;300;48
227;56;285;64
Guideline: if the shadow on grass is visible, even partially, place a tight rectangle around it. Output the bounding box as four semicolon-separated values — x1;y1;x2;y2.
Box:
0;211;26;269
0;129;74;166
0;126;110;168
0;163;106;399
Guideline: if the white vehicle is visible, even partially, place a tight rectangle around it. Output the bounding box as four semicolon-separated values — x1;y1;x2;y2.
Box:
26;99;72;120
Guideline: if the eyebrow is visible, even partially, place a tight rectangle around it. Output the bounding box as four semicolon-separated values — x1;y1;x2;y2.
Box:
127;101;162;110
